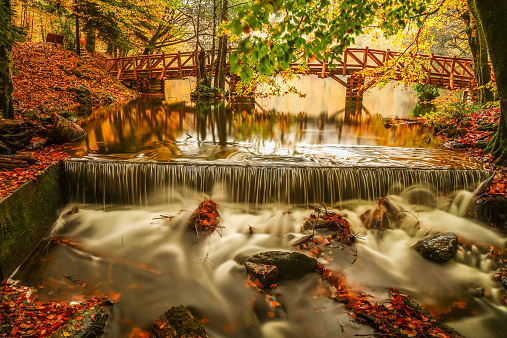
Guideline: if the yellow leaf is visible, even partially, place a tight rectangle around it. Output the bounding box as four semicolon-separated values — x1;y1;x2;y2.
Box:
63;332;71;337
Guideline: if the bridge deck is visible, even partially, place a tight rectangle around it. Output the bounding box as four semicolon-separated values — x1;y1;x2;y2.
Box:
106;47;489;90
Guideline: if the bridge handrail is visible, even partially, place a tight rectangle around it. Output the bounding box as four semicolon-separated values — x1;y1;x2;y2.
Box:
106;47;490;89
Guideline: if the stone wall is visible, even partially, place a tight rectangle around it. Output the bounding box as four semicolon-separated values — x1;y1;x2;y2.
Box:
0;163;66;279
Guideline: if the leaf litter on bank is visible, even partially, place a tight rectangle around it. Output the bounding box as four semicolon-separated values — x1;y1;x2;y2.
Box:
13;42;137;115
0;282;110;337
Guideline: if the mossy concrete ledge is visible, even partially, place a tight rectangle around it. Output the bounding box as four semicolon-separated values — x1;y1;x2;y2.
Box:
0;163;66;279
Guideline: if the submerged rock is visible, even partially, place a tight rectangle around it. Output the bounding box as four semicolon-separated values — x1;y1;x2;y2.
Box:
245;251;317;283
360;197;406;230
150;305;209;338
414;232;458;263
469;286;485;298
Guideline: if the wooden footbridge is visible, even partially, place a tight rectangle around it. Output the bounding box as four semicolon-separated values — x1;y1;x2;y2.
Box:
105;47;486;104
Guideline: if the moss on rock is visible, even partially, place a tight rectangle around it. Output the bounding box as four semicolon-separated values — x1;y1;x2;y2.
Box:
0;163;66;276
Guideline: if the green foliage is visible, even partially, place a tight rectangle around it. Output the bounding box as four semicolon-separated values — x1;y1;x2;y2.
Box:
233;64;309;98
425;100;483;138
413;84;440;103
191;80;225;100
228;0;432;79
0;2;25;49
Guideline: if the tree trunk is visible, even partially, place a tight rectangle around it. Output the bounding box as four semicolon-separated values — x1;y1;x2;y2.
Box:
142;24;165;55
210;0;217;86
85;29;96;54
75;13;80;56
106;41;114;55
195;0;202;83
215;0;228;91
475;0;507;165
0;0;14;119
465;1;494;103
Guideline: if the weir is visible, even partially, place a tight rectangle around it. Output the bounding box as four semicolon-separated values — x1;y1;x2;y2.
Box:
65;159;491;206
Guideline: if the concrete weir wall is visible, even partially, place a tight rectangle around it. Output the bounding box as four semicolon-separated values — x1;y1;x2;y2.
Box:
0;163;66;279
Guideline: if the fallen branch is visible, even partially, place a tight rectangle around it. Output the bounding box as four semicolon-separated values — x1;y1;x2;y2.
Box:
52;236;163;275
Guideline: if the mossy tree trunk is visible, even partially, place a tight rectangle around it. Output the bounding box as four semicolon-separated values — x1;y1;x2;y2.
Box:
0;0;14;119
214;0;228;91
84;29;96;54
465;1;494;103
475;0;507;165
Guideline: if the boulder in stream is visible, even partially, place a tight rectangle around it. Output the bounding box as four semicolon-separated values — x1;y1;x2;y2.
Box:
150;305;209;338
244;251;317;285
302;209;355;245
465;172;507;232
187;200;222;238
414;232;458;263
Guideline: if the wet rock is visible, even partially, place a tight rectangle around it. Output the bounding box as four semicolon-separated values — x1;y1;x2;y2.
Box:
150;305;209;338
22;109;42;121
414;232;458;263
360;197;406;229
465;173;507;232
187;200;222;238
501;277;507;289
445;140;468;149
245;261;279;289
245;251;317;282
71;85;92;115
493;268;507;289
103;95;115;105
43;112;86;143
302;210;355;244
50;304;109;338
401;186;436;207
72;85;91;105
469;286;484;298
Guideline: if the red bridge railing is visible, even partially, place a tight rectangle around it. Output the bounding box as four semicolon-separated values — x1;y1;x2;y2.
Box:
106;47;489;89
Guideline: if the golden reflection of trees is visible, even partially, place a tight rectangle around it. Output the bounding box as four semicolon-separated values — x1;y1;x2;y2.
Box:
76;100;440;158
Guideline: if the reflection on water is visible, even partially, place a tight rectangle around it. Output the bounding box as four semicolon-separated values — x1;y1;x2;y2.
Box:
72;95;482;170
256;76;417;117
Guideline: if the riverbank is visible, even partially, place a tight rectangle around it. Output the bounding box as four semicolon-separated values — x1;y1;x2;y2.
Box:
0;42;137;198
13;42;136;115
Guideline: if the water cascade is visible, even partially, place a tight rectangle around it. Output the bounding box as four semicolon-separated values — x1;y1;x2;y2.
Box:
65;159;490;206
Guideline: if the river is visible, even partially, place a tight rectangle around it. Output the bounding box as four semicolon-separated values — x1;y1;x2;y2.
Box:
10;76;506;337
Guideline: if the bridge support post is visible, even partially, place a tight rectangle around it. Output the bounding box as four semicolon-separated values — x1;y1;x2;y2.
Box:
345;75;364;113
